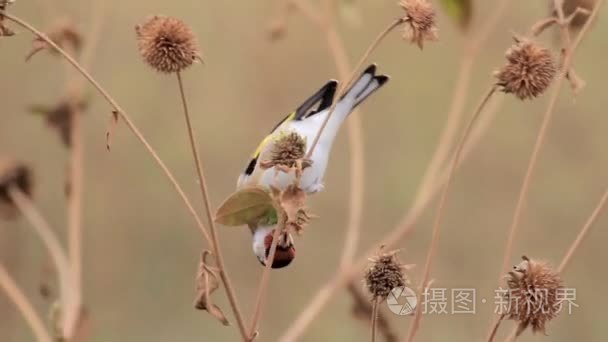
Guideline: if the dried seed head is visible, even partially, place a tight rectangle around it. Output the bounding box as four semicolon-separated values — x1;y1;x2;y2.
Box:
262;131;308;170
135;15;201;73
504;256;563;336
0;159;33;220
495;38;557;100
365;249;407;300
399;0;438;49
29;98;88;148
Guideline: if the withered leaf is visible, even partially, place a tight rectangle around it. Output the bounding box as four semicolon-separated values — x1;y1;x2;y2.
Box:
215;187;274;226
194;251;230;326
279;184;313;233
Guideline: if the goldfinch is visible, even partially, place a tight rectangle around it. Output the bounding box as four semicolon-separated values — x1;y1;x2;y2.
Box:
240;64;389;268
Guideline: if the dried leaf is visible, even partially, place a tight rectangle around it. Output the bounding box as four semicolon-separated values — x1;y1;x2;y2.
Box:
278;184;313;233
214;187;274;226
439;0;473;31
194;251;230;326
106;110;119;151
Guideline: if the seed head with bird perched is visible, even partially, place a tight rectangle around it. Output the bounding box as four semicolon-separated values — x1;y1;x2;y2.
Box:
238;64;390;268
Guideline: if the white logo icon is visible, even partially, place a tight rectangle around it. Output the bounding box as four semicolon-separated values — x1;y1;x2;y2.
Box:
386;286;417;315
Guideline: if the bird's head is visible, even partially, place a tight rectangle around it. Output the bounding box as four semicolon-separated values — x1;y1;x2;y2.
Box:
252;226;295;269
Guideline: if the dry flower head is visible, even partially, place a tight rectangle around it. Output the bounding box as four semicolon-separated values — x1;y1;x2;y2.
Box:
495;37;557;100
365;248;407;301
25;19;82;61
260;131;311;172
0;158;33;219
399;0;438;49
135;15;202;73
504;256;563;336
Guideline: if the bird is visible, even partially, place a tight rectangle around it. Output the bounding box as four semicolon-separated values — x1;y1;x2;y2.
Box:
239;64;389;268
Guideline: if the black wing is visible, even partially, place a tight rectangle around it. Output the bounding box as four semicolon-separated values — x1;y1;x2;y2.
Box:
293;80;338;120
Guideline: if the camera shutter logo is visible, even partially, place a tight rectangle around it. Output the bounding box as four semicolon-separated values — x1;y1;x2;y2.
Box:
387;286;417;315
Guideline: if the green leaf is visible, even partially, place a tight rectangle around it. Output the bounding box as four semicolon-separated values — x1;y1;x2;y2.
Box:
440;0;473;31
214;187;274;226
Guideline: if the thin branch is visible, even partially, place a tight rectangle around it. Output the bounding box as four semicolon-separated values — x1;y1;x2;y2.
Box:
278;95;503;342
0;264;52;342
498;1;604;340
370;297;379;342
406;86;497;342
305;17;405;159
176;71;248;340
558;186;608;272
320;0;365;269
7;186;79;338
0;11;213;247
496;0;602;300
248;219;282;340
487;314;505;342
347;282;399;342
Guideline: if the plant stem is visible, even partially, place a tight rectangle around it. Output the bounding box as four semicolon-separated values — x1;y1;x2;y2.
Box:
320;0;364;269
248;217;283;340
558;186;608;272
406;86;497;342
176;72;248;340
278;95;502;342
0;11;213;247
7;186;79;338
305;17;405;159
0;264;52;342
498;1;604;340
487;314;505;342
370;297;379;342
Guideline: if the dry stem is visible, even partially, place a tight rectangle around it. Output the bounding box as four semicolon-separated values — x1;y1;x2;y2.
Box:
496;0;602;310
370;297;379;342
487;314;505;342
176;71;248;340
248;218;283;340
281;0;510;337
495;1;604;340
406;86;497;341
279;96;502;342
558;186;608;272
305;17;405;159
7;186;79;338
0;264;52;342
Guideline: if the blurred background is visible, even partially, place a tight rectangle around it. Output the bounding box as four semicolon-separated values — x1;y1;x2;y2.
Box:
1;0;607;341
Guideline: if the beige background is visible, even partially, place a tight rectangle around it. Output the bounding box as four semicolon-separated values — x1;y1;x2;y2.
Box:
1;0;607;341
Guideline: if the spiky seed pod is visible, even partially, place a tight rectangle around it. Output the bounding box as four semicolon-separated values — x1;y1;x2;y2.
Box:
494;38;557;100
261;131;307;170
365;249;406;301
399;0;438;49
135;15;201;73
0;159;33;220
505;256;563;336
